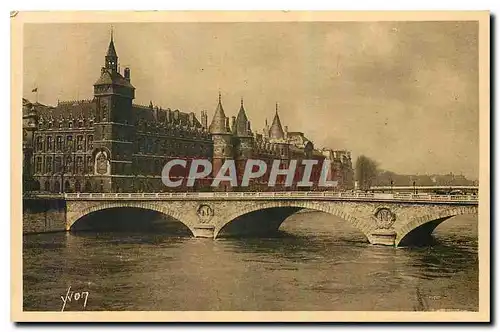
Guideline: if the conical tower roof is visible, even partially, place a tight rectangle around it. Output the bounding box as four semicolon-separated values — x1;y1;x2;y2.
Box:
269;103;285;140
234;98;252;137
209;92;231;135
106;30;117;58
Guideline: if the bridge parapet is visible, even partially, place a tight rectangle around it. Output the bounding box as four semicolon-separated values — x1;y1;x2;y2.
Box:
62;191;478;204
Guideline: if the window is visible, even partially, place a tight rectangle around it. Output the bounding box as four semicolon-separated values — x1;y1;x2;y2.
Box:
35;157;42;173
102;107;108;121
68;121;73;129
55;156;62;173
56;136;63;151
76;156;84;174
76;135;84;151
87;135;93;150
147;138;153;153
155;139;160;154
89;120;94;127
66;135;73;150
36;136;43;151
46;136;53;151
46;156;52;173
48;122;53;129
78;120;83;128
65;156;72;173
154;159;160;174
59;121;63;129
86;156;93;173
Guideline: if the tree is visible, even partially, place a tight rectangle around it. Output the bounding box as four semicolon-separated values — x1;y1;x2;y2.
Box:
355;155;379;191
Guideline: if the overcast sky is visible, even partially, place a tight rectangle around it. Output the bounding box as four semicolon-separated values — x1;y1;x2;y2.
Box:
23;21;479;179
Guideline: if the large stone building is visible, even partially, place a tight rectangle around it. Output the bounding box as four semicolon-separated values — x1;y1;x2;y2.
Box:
22;33;353;193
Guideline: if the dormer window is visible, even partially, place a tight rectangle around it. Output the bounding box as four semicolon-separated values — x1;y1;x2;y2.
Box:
58;121;63;129
48;121;53;129
78;120;83;128
68;121;73;129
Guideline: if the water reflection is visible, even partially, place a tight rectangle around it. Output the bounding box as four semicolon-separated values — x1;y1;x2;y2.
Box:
23;211;478;311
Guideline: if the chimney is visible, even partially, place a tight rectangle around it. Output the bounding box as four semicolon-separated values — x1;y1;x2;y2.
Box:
231;116;236;131
189;112;195;126
201;110;208;129
166;109;171;123
284;125;288;138
124;67;131;82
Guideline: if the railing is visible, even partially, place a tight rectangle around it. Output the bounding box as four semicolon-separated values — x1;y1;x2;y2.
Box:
62;191;479;203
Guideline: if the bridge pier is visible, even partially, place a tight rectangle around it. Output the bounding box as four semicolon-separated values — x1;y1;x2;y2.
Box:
192;224;216;238
369;229;397;246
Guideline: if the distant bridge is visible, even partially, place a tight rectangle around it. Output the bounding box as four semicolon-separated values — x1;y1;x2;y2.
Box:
369;185;478;193
46;191;480;247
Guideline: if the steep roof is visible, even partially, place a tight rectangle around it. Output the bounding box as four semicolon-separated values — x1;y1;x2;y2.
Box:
234;98;252;137
23;98;203;129
106;34;117;58
269;104;285;140
94;69;134;88
34;100;96;120
209;93;230;134
131;104;202;128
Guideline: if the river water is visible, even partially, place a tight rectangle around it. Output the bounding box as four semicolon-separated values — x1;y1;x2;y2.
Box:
23;211;478;311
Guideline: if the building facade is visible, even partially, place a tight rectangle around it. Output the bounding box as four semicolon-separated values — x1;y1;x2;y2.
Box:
22;34;353;193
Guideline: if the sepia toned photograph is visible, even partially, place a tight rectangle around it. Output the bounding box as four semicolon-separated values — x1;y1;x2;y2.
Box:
11;11;489;322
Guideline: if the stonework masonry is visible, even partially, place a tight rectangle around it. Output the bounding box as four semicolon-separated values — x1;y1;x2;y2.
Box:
62;197;477;246
23;198;66;233
22;33;353;194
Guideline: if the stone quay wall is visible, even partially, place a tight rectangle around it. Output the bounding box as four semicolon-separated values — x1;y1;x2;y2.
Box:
23;198;66;234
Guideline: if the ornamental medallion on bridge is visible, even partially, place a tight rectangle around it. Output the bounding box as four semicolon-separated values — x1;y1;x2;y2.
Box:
197;204;214;224
373;207;397;229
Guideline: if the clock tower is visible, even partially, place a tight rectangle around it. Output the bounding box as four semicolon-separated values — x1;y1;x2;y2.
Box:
92;31;135;192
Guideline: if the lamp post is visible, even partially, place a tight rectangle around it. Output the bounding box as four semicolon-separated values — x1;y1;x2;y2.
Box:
390;179;393;194
413;180;416;194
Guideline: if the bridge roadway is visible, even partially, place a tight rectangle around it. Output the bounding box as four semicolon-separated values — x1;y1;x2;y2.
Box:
54;191;479;247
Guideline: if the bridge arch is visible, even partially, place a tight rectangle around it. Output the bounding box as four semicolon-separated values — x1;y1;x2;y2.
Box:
67;201;195;235
396;205;478;246
214;200;376;240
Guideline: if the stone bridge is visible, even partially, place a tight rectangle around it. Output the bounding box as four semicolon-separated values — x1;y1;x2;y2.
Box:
60;191;479;246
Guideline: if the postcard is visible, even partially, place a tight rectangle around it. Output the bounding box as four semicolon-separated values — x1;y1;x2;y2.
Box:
11;11;490;322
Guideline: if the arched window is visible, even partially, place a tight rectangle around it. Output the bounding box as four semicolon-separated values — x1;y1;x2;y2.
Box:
44;180;51;192
64;180;71;193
